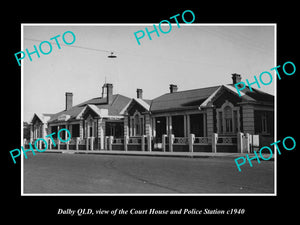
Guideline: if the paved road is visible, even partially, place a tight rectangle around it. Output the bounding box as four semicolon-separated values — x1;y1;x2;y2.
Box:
23;153;274;194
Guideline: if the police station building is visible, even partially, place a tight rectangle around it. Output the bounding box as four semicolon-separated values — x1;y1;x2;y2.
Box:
27;74;274;153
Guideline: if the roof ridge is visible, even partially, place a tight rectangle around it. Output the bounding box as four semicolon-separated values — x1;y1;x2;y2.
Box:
168;85;221;94
153;85;221;99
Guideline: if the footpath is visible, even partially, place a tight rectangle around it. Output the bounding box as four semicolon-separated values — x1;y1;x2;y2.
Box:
42;149;274;160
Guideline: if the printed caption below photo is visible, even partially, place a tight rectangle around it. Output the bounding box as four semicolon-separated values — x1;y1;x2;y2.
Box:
57;208;246;216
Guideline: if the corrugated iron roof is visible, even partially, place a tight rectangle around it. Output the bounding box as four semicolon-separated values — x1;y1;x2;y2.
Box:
150;86;221;112
46;83;274;123
48;94;131;123
150;84;274;112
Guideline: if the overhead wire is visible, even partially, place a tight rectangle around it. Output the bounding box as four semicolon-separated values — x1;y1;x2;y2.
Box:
23;37;229;68
24;38;113;54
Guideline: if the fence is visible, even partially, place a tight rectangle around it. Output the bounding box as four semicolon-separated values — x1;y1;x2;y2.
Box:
216;136;238;153
161;134;211;152
112;137;124;151
173;137;189;152
23;132;259;153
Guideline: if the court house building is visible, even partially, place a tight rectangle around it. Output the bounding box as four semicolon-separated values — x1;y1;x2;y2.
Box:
27;74;274;153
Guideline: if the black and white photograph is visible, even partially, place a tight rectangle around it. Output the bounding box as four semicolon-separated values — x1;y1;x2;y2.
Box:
4;4;298;221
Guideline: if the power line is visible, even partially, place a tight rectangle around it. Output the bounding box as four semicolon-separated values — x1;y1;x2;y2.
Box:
23;38;227;68
24;38;113;54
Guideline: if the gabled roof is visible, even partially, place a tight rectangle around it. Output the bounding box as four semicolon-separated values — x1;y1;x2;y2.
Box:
120;98;152;115
77;104;108;119
42;81;274;123
150;86;221;112
150;84;274;112
48;94;131;123
31;113;53;124
232;84;274;103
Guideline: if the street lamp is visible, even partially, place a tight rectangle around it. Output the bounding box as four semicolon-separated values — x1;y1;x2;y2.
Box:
108;52;117;58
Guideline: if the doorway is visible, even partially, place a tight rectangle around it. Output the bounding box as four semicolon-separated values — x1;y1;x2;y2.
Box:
154;117;166;149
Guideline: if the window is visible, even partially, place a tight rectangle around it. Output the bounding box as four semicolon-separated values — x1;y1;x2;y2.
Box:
224;106;233;133
72;124;80;137
89;127;93;137
130;112;144;136
216;101;239;134
85;116;96;138
254;111;273;135
233;110;238;132
34;124;43;138
135;114;140;135
225;118;232;132
261;113;268;133
218;112;223;133
130;118;134;136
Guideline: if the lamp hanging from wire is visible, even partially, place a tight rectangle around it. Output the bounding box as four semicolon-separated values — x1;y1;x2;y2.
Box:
108;52;117;58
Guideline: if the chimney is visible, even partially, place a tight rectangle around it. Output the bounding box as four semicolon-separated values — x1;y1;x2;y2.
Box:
107;83;113;104
169;84;178;93
136;88;143;99
102;83;113;104
232;73;242;85
65;92;73;111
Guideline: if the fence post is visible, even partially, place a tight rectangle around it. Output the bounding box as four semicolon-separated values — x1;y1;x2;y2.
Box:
212;133;218;153
48;138;52;150
86;137;89;150
169;134;174;152
39;140;42;150
124;135;128;151
252;134;260;153
246;133;251;153
147;134;152;152
189;134;195;153
57;139;60;150
237;132;243;153
90;137;94;151
104;136;107;150
76;137;79;150
141;135;145;151
162;134;167;152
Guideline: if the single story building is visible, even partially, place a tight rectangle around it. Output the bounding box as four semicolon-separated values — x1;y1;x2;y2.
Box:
27;74;274;153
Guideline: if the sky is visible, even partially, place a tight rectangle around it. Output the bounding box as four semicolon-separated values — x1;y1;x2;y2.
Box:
23;24;275;122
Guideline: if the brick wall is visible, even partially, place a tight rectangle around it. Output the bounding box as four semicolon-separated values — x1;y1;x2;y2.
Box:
242;105;255;134
206;108;214;143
